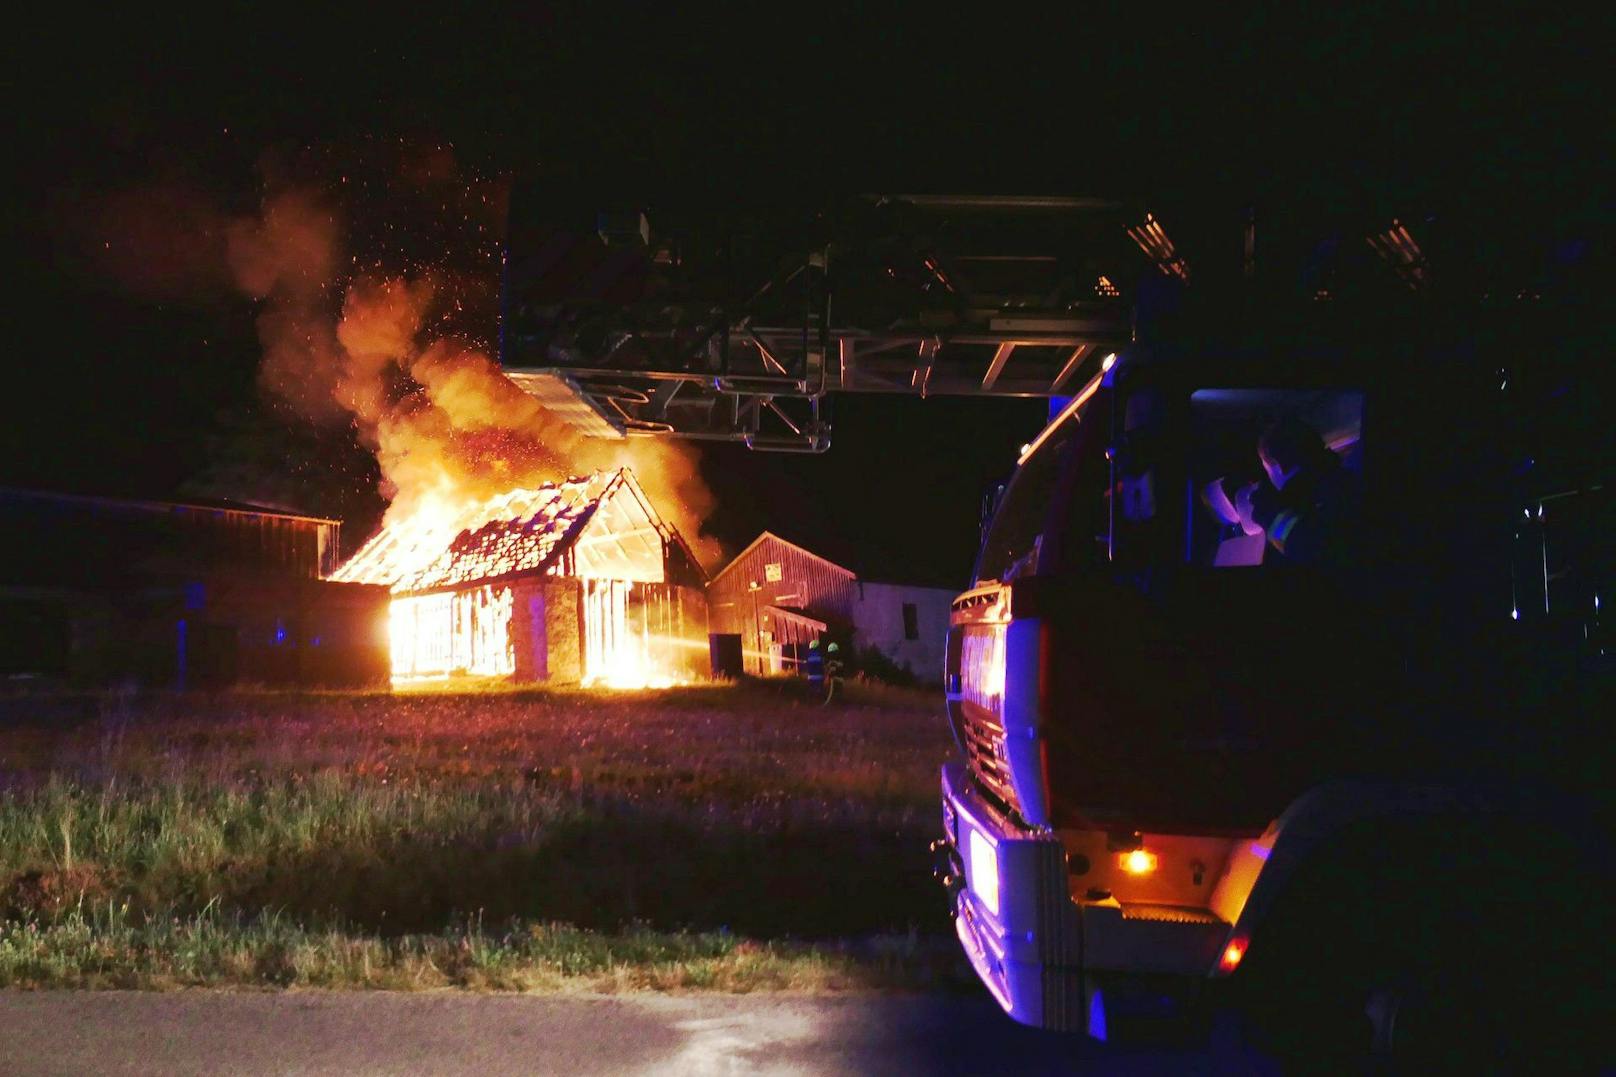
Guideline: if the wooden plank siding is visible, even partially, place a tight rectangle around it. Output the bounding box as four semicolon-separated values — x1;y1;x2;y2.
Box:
707;532;856;675
0;488;341;585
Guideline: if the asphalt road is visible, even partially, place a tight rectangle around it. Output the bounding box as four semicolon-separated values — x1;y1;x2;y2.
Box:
0;991;1252;1076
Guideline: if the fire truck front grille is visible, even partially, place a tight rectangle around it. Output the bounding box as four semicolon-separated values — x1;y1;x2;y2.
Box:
1119;903;1225;925
958;704;1021;816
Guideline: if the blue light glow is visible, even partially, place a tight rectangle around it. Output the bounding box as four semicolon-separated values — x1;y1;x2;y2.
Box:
1002;619;1051;826
968;828;1000;917
1087;987;1108;1042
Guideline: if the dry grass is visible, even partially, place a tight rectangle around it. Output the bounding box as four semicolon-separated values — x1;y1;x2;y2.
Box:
0;679;968;992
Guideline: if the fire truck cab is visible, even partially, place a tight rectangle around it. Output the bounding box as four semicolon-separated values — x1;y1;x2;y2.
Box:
936;288;1611;1063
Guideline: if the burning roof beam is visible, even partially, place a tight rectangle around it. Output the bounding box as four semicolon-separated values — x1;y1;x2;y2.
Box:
329;473;621;592
573;481;665;582
573;524;663;549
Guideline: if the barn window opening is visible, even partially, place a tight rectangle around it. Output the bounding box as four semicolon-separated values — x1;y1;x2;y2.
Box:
903;602;920;640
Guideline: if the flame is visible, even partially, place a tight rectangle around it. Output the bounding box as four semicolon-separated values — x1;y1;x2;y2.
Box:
388;585;515;681
583;638;682;690
87;149;721;689
579;578;686;689
171;151;721;570
331;476;613;591
338;470;699;688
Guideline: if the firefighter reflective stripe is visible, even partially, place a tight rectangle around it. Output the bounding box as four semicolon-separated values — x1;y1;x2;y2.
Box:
1268;509;1302;553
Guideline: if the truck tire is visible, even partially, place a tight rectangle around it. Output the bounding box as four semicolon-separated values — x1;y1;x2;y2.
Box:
1227;817;1611;1073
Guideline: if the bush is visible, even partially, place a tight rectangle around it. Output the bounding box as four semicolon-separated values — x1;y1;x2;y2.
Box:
852;646;918;688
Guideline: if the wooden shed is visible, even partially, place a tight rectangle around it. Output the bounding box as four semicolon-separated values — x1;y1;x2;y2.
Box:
706;532;856;675
0;487;390;688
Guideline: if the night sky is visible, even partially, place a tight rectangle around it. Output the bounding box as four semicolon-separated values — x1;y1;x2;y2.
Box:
4;9;1606;587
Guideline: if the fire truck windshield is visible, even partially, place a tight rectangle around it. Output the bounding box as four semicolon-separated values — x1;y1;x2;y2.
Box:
975;407;1091;584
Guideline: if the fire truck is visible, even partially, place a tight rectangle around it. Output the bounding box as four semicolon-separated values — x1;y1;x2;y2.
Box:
501;190;1611;1064
934;276;1612;1064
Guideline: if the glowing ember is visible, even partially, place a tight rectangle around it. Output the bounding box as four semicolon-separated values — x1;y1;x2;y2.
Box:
331;476;615;593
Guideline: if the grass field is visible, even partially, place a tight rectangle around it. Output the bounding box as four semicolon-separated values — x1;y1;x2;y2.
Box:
0;680;969;992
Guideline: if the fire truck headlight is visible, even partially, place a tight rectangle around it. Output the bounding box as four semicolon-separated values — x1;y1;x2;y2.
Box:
968;828;1000;917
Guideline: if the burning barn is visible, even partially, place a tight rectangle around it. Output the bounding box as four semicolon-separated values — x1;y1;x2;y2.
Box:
331;468;709;685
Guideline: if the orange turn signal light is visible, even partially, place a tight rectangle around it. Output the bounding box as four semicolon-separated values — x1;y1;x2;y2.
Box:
1119;849;1158;875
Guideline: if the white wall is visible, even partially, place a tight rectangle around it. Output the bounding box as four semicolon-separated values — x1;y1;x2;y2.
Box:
850;581;955;684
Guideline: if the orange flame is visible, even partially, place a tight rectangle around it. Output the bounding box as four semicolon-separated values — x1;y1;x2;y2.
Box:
92;153;720;687
338;470;699;688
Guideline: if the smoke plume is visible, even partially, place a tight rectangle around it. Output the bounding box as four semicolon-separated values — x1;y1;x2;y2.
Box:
223;171;718;564
83;145;719;565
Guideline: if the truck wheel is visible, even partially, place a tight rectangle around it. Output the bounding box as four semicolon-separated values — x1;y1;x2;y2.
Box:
1358;970;1504;1071
1230;919;1493;1072
1232;819;1612;1073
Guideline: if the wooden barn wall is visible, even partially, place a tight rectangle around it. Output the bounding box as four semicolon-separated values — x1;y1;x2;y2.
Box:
3;574;389;689
707;536;854;674
0;490;340;587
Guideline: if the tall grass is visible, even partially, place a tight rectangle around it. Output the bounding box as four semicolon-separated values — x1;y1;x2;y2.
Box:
0;902;933;992
0;681;965;991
